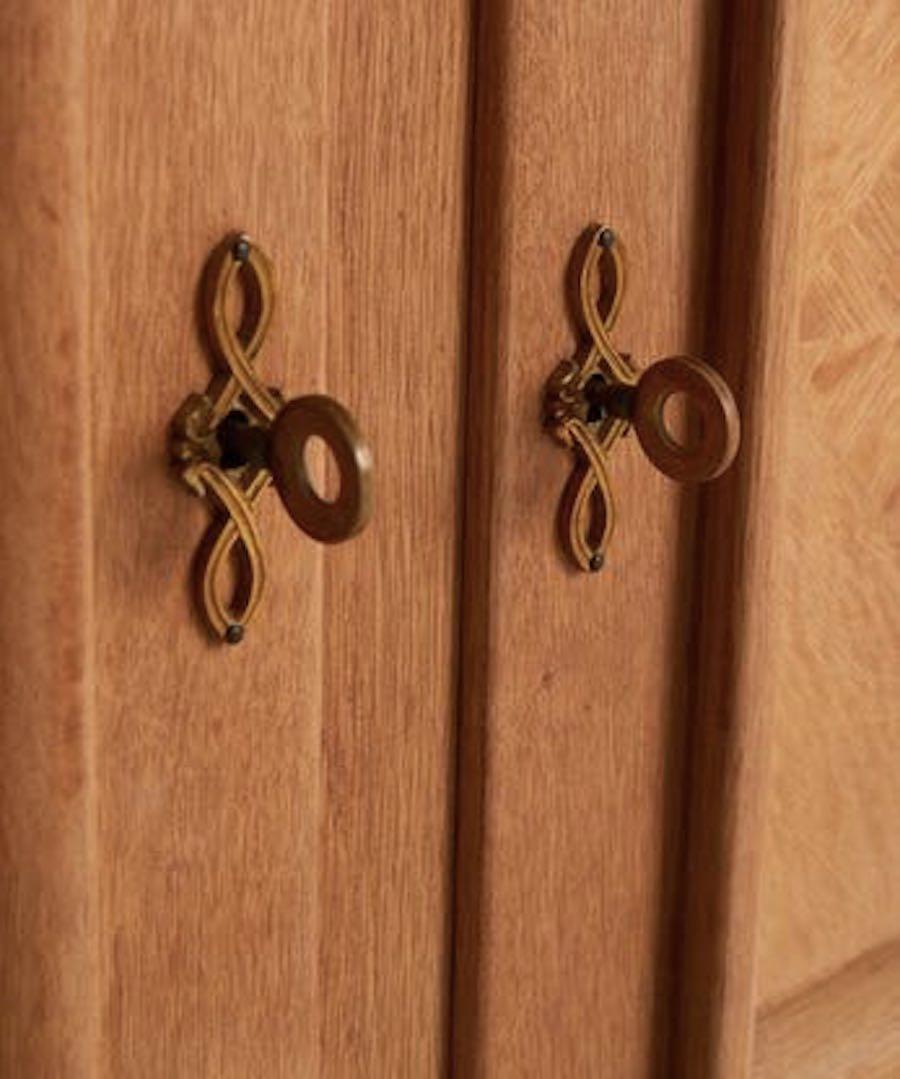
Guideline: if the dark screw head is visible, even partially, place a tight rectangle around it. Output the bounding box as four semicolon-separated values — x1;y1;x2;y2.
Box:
225;623;245;645
589;552;605;572
598;227;616;250
233;235;251;263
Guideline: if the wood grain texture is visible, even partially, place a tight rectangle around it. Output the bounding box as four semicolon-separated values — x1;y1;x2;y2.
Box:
452;3;722;1075
755;0;900;1006
317;4;470;1075
753;940;900;1078
88;10;327;1072
0;3;99;1074
669;2;808;1075
2;2;469;1076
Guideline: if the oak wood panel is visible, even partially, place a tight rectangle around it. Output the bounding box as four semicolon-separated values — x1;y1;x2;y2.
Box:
0;2;469;1075
0;4;99;1074
753;940;900;1078
452;3;721;1075
755;0;900;1007
317;5;471;1076
669;2;809;1075
88;10;327;1072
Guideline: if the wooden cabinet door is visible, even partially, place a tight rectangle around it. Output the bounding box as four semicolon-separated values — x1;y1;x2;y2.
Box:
452;2;898;1077
454;0;725;1073
1;3;470;1075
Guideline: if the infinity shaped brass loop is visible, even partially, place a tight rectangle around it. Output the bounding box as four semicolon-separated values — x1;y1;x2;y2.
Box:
171;234;373;644
558;417;616;572
204;238;282;425
577;226;630;384
184;463;270;642
544;224;740;572
544;226;635;570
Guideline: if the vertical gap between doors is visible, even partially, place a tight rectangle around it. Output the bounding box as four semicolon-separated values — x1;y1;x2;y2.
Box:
444;0;505;1075
648;2;729;1075
664;0;802;1073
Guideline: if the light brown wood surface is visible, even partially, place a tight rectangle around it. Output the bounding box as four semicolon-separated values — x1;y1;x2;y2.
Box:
452;3;724;1074
3;2;470;1075
315;4;469;1073
5;1;895;1075
0;3;98;1075
754;0;900;1029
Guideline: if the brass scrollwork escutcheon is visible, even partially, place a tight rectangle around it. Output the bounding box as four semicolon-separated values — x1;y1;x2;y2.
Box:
544;224;740;572
170;234;373;644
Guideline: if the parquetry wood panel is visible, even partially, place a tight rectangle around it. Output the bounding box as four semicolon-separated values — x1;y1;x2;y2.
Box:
453;3;722;1074
3;2;470;1075
753;940;900;1078
755;0;900;1007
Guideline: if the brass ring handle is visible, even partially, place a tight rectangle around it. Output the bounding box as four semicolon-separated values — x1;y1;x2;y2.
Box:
171;233;374;644
544;224;741;572
632;356;740;482
269;395;373;543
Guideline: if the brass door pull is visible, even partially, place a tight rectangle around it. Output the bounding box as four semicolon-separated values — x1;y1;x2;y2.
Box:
544;224;740;572
171;234;373;644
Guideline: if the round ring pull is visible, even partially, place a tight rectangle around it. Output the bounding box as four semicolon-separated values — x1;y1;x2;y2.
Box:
269;395;374;543
632;356;740;482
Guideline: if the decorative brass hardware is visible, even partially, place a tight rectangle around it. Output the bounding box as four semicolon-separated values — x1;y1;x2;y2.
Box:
170;234;373;644
544;224;740;572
